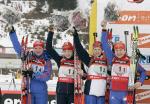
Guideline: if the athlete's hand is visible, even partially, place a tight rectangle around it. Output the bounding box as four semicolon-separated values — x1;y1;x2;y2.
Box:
7;25;15;33
73;26;78;36
48;25;54;32
129;82;142;90
128;85;134;90
101;20;107;30
134;82;142;89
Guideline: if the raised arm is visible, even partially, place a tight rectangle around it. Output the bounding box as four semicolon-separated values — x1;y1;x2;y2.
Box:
101;28;114;65
46;28;62;67
9;29;21;56
73;29;90;66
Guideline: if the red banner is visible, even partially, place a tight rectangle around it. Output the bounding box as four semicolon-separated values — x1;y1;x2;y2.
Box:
138;33;150;48
112;11;150;24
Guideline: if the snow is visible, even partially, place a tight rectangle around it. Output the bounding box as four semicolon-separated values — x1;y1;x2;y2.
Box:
0;0;88;49
41;0;49;13
77;0;91;19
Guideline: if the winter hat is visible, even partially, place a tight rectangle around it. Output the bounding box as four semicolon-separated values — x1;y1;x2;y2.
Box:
33;40;44;48
114;41;125;50
62;42;74;50
93;41;102;48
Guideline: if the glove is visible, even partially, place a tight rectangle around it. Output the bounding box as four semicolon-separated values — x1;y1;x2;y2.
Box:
73;26;78;36
101;20;107;30
11;26;15;32
8;25;15;33
22;70;33;78
48;25;54;32
81;73;87;80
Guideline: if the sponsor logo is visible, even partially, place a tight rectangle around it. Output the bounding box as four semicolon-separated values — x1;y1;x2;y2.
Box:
111;11;150;24
1;94;56;104
4;98;20;104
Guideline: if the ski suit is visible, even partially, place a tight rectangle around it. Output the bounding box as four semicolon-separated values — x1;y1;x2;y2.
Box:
101;29;146;104
73;32;107;104
9;31;52;104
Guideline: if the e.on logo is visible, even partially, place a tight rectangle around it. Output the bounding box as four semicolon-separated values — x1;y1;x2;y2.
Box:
111;11;150;24
4;98;21;104
118;15;136;22
3;98;56;104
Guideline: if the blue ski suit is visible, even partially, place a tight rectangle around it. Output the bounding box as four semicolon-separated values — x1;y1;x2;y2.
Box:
9;31;52;104
101;29;146;104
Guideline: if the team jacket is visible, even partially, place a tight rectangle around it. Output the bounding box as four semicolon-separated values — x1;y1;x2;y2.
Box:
101;29;146;91
9;31;52;93
74;32;108;96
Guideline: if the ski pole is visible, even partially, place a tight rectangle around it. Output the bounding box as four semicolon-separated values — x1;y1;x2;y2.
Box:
124;31;129;53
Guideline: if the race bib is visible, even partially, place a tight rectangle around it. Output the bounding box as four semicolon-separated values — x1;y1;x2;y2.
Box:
32;64;44;73
112;64;130;77
111;64;131;91
59;66;75;78
89;64;107;77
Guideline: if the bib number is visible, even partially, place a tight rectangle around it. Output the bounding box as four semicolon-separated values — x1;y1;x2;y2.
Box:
32;64;44;73
112;65;129;77
59;66;74;78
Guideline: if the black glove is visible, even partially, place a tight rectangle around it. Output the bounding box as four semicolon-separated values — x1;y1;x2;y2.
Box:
73;26;78;36
22;70;33;78
136;49;146;60
81;73;87;80
9;26;15;33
